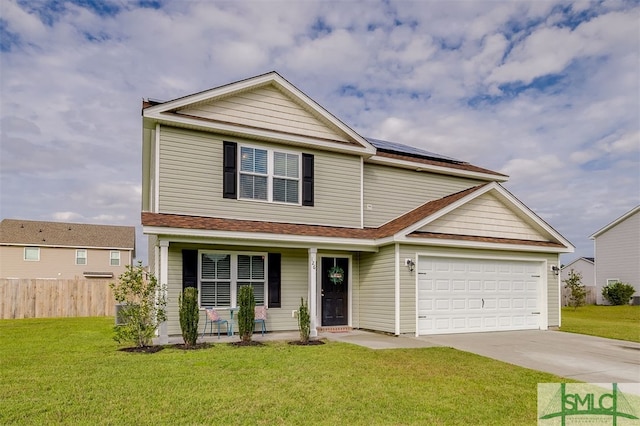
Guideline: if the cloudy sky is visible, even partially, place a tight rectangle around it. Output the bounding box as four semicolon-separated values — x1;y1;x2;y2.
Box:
1;0;638;265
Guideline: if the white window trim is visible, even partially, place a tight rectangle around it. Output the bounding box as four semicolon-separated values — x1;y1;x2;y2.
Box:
76;249;87;265
24;247;40;261
606;278;620;285
198;250;268;308
110;251;121;266
238;144;302;206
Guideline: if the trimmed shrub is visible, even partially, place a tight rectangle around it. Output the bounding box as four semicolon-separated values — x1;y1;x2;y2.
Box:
110;262;166;348
563;270;587;310
179;287;200;347
298;297;310;344
602;281;636;305
237;286;255;342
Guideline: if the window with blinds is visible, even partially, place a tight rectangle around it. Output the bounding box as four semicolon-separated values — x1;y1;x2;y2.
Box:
199;252;266;307
273;152;299;203
239;147;268;201
200;253;231;307
238;145;300;205
237;254;265;305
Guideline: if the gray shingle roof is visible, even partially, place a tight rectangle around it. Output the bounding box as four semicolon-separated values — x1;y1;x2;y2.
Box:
0;219;135;250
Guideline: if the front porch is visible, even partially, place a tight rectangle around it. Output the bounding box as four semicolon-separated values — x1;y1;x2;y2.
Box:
152;240;385;342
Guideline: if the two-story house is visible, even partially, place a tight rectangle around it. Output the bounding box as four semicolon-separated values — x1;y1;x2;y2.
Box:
0;219;135;279
141;72;573;342
590;206;639;305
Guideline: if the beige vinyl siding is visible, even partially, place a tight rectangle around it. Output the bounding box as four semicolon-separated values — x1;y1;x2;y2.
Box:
158;126;361;227
358;245;396;333
178;86;350;143
420;193;547;241
0;246;131;280
165;243;309;336
363;163;482;227
399;245;561;331
594;211;640;304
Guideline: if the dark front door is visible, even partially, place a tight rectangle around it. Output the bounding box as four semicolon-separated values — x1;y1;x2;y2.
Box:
321;257;348;326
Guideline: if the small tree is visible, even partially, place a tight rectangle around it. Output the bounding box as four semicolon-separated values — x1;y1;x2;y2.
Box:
237;286;255;343
563;269;587;310
298;297;310;344
110;262;166;348
179;287;200;347
602;281;636;305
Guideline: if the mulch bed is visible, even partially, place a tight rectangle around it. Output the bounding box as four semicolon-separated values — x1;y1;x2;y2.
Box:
118;345;165;354
172;343;212;350
288;340;325;346
229;340;265;347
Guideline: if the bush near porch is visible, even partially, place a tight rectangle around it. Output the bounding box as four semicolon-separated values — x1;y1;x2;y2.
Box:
560;305;640;343
0;317;569;425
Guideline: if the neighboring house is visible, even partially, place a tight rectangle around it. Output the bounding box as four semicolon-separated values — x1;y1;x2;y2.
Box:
141;71;574;341
590;206;640;305
561;257;595;287
560;257;595;306
0;219;135;280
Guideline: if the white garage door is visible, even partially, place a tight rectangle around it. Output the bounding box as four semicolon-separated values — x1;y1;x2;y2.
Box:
417;256;542;335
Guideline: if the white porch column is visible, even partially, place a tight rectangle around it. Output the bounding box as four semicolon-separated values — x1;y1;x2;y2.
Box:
157;240;169;344
309;247;318;337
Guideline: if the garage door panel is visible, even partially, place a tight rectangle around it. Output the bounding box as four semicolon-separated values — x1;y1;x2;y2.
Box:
418;256;542;335
452;299;466;310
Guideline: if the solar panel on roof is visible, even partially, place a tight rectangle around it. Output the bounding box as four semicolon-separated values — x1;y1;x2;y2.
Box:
366;137;461;163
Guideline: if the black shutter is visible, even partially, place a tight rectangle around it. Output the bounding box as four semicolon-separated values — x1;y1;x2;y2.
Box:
223;141;237;199
302;153;314;206
182;250;198;290
268;253;281;308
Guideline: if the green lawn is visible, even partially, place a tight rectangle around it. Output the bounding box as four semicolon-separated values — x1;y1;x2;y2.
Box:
560;305;640;342
0;317;569;425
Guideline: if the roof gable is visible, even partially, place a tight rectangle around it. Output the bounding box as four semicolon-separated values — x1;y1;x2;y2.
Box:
0;219;136;249
395;182;574;250
590;205;640;239
143;71;375;155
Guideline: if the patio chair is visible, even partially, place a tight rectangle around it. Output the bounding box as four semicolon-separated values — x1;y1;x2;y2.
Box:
203;308;229;339
254;305;267;336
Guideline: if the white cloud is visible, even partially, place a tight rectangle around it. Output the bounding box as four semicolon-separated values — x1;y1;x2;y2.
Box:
1;0;638;264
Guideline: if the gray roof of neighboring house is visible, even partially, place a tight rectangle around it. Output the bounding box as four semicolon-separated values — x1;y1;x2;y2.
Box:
0;219;136;250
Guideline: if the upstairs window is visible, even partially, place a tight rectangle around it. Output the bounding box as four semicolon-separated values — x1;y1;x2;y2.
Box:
238;145;300;205
110;251;121;266
239;147;268;201
24;247;40;261
76;249;87;265
273;152;299;204
224;142;312;205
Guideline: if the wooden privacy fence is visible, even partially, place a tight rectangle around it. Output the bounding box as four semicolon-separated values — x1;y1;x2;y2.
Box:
0;278;116;319
562;285;597;306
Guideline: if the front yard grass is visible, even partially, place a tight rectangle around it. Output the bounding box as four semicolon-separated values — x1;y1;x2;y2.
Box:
1;317;569;425
560;305;640;342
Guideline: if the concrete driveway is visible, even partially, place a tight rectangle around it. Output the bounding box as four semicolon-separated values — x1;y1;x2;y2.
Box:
419;330;640;383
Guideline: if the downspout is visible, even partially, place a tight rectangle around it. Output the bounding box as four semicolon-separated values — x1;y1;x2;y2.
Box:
394;243;400;336
360;157;364;229
154;123;160;213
